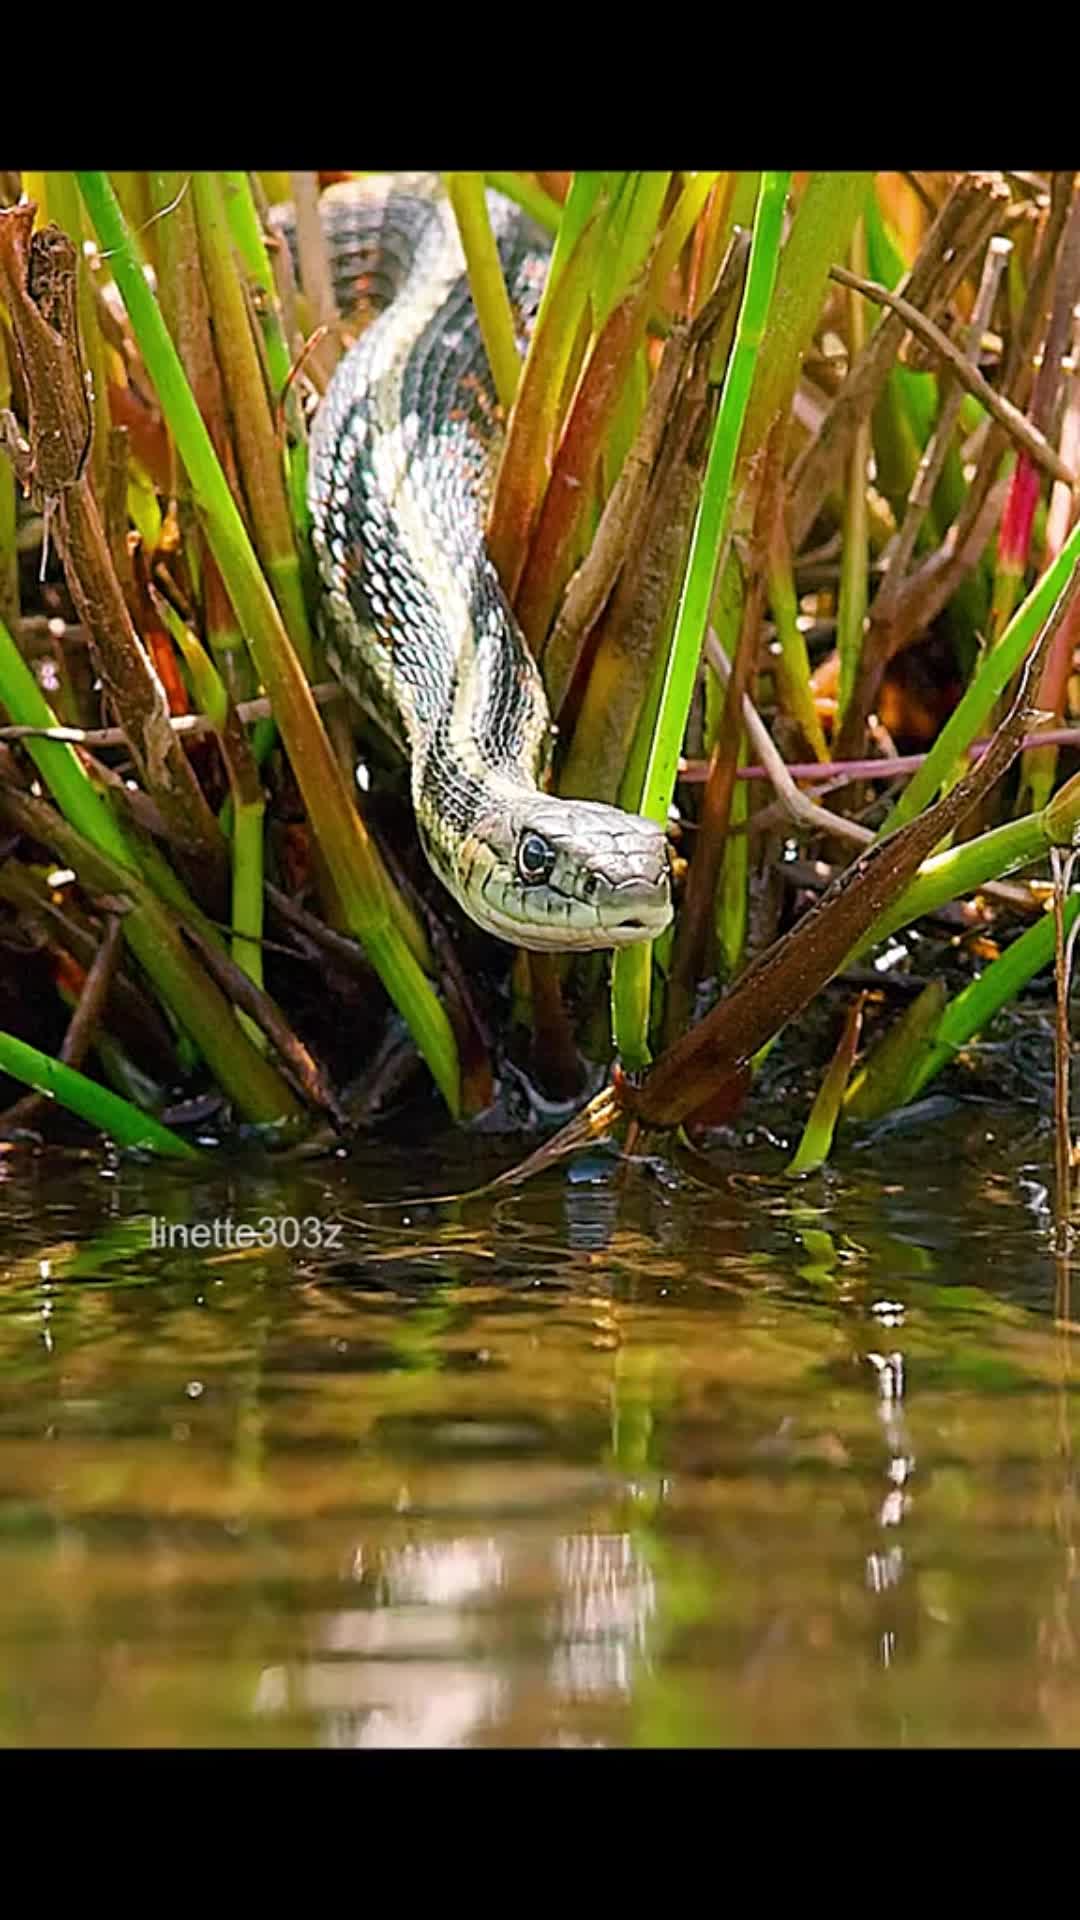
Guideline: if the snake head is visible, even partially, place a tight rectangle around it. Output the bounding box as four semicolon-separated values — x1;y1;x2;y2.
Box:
449;791;674;952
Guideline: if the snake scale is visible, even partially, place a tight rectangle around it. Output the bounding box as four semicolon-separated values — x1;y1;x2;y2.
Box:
295;174;673;952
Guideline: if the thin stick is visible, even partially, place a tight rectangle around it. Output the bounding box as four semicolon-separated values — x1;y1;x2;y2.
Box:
705;631;872;848
829;261;1075;486
704;633;1055;919
677;725;1080;785
0;681;345;747
179;919;346;1126
875;236;1012;615
287;172;338;336
789;174;1010;548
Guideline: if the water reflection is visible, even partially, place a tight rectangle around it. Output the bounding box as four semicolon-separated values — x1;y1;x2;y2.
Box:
550;1534;656;1701
0;1107;1077;1745
252;1528;659;1747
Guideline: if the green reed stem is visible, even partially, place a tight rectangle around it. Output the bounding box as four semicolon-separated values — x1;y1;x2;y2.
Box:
220;169;312;565
638;173;790;830
740;172;871;468
881;520;1080;835
534;172;611;336
4;785;302;1123
446;172;522;414
836;217;870;729
651;172;722;301
594;172;672;328
75;170;460;1116
787;992;864;1174
485;173;562;234
708;545;748;976
487;179;611;600
844;979;948;1124
857;788;1079;958
0;1030;200;1158
220;171;293;396
0;611;142;863
230;798;266;993
0;612;301;1121
766;518;829;760
190;170;314;677
909;897;1079;1100
82;1019;168;1116
718;731;750;978
157;595;265;998
611;171;790;1064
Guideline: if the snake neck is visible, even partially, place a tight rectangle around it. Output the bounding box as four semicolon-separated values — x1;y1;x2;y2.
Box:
413;755;537;907
305;177;674;951
307;175;552;778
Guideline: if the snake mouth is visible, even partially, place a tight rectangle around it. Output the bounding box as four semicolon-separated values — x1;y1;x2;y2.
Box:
454;884;672;953
596;865;673;945
574;879;674;950
597;907;672;949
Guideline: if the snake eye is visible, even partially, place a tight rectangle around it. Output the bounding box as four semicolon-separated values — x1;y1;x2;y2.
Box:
517;831;556;886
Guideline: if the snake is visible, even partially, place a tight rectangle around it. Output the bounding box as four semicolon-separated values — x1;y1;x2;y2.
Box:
295;174;674;954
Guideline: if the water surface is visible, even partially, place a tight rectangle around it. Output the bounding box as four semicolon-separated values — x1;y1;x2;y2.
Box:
0;1102;1076;1747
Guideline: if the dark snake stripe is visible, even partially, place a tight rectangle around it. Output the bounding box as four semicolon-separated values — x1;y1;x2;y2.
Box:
297;175;673;953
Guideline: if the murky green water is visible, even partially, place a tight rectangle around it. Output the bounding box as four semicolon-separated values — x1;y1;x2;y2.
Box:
0;1100;1076;1747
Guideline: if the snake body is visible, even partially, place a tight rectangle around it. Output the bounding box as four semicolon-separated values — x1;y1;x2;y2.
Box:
303;175;673;952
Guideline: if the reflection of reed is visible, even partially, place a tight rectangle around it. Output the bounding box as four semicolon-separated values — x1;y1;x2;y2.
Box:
865;1343;915;1671
1037;1283;1077;1729
550;1533;658;1700
253;1525;658;1748
1050;847;1080;1248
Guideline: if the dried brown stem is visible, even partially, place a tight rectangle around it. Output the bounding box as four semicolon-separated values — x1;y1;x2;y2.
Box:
826;185;1079;752
287;171;339;329
543;326;690;708
832;233;1013;764
0;910;123;1133
556;322;716;802
875;236;1013;619
833;460;1010;764
0;680;344;748
515;269;655;652
789;173;1009;548
663;422;782;1043
149;168;247;700
0;207;229;914
829;262;1075;486
179;918;346;1126
1024;178;1080;440
264;882;373;974
0;775;304;1124
287;171;342;386
705;633;871;850
526;950;583;1101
